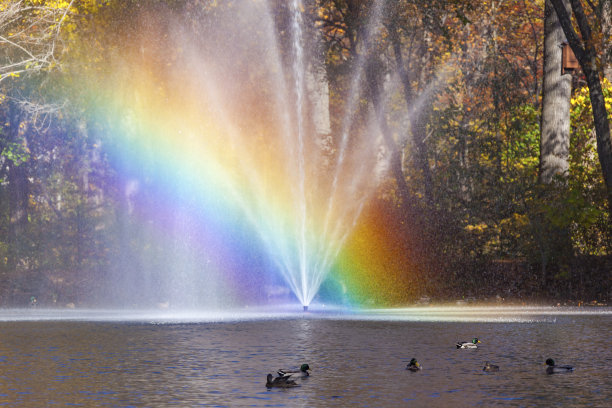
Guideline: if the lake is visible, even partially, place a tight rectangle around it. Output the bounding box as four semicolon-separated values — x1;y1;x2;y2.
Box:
0;306;610;407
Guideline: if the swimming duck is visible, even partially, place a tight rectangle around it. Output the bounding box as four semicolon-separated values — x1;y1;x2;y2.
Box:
406;358;422;372
456;338;481;348
266;373;299;388
545;358;573;374
278;363;311;377
483;361;499;372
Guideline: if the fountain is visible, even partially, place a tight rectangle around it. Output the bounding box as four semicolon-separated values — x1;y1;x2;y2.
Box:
85;0;391;311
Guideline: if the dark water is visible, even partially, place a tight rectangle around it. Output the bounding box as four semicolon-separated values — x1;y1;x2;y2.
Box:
0;307;610;407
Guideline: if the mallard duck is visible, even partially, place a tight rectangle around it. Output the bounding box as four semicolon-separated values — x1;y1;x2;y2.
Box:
545;358;573;374
406;358;422;372
266;373;299;388
483;361;499;372
278;363;311;377
456;338;481;348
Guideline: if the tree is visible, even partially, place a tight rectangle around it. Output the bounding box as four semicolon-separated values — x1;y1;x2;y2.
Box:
550;0;612;214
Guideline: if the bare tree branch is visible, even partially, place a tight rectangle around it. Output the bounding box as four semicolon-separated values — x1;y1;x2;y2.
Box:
0;0;75;82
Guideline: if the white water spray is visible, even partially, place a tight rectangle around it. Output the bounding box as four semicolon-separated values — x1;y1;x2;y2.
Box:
290;0;309;306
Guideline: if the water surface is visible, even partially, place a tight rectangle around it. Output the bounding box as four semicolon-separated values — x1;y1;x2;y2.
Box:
0;307;609;407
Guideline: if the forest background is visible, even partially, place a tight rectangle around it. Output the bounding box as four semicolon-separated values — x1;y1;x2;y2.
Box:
0;0;610;307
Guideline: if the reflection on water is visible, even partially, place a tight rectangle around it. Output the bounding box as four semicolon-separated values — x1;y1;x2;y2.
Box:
0;307;610;407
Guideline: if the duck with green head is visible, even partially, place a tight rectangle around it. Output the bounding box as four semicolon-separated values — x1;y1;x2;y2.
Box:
406;358;422;372
456;338;481;349
278;363;311;377
545;358;573;374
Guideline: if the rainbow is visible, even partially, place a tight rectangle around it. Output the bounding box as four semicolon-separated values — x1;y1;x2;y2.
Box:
67;2;420;309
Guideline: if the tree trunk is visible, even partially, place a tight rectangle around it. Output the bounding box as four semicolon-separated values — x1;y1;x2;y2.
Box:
364;56;430;268
7;162;29;241
306;59;334;173
538;0;574;285
585;67;612;207
388;19;433;206
602;0;612;81
365;58;412;210
6;101;29;270
306;63;331;137
540;0;571;184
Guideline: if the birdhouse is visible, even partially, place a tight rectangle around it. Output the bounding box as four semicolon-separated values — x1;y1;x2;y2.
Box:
562;42;579;74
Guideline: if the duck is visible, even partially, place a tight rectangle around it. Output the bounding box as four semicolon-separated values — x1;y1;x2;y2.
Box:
406;358;422;372
483;361;499;372
266;373;299;388
545;358;574;374
278;363;311;377
456;338;481;349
